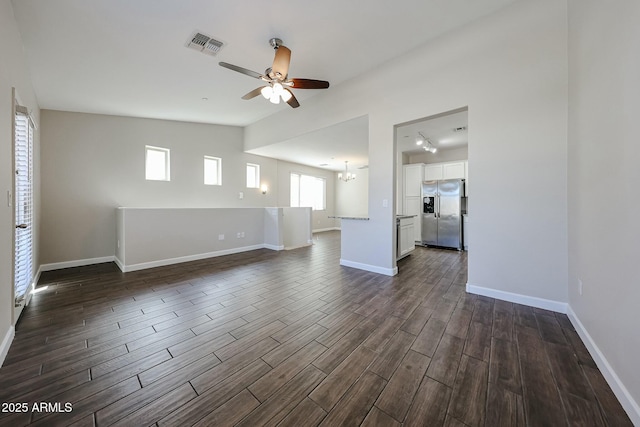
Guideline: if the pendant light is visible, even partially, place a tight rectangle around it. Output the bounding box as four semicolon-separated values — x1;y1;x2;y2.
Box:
338;161;356;182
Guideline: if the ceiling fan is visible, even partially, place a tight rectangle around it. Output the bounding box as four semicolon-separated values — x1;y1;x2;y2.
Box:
219;38;330;108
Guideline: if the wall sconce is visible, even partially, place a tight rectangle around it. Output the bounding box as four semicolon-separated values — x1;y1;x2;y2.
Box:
261;184;268;194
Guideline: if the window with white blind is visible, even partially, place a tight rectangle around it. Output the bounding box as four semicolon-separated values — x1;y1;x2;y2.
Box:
145;145;170;181
14;104;34;305
290;173;326;210
204;156;222;185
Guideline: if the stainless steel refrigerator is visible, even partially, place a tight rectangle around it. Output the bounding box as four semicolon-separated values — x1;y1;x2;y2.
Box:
421;179;464;250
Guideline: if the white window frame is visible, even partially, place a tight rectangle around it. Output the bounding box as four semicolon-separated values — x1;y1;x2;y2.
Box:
246;163;260;189
145;145;170;181
204;156;222;186
290;172;326;211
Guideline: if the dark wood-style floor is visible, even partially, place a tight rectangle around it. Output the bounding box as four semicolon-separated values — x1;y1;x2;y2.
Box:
0;231;633;427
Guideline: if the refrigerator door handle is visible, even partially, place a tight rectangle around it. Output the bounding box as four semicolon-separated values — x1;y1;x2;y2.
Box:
436;194;440;218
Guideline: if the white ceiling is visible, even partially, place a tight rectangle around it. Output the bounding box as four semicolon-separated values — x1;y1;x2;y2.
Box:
11;0;512;167
396;109;469;155
248;115;369;172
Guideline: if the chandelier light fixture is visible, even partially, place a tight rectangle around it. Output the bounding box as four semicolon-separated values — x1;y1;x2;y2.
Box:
415;132;437;153
338;161;356;182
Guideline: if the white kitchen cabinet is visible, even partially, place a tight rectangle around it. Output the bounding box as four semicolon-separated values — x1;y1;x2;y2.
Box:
404;197;422;242
398;217;416;259
425;161;467;181
403;164;424;197
443;162;466;179
402;164;424;243
424;164;443;181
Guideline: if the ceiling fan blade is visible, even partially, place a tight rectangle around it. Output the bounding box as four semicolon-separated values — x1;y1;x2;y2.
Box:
285;89;300;108
242;87;265;100
289;78;330;89
272;46;291;79
219;62;263;79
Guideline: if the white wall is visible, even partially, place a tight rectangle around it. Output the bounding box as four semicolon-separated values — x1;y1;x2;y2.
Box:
40;110;279;266
116;207;312;271
275;160;337;232
567;0;640;421
245;0;569;303
335;168;369;217
0;0;40;354
409;146;468;164
40;110;338;267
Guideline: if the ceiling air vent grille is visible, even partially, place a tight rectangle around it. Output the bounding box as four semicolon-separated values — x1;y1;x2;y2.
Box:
187;32;224;56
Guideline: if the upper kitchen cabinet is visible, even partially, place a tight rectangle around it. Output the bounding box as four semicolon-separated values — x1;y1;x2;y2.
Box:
424;164;444;181
424;161;467;181
444;162;465;180
403;164;424;197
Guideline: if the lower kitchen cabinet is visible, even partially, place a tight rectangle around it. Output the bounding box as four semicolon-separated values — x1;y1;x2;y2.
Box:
398;217;416;259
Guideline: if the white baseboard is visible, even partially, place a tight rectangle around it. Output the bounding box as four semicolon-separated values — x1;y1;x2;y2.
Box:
263;244;285;251
340;259;398;276
466;282;568;313
284;243;313;250
0;326;15;367
40;256;116;272
567;306;640;426
114;256;125;272
118;244;268;273
313;227;341;233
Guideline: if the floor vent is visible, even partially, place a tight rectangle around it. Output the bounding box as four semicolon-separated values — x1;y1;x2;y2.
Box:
187;32;224;56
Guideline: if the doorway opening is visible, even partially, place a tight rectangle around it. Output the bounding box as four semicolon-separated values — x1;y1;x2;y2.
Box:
394;106;469;268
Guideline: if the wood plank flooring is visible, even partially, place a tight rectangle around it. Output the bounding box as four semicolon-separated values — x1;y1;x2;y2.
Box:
0;231;633;426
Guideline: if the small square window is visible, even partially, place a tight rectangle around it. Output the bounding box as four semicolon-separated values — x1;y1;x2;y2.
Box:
246;163;260;188
145;146;170;181
204;156;222;185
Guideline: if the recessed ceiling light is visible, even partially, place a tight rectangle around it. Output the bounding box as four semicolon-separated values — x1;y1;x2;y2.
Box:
319;163;329;166
202;97;208;101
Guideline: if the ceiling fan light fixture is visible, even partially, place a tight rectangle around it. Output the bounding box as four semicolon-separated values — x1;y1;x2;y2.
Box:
272;82;284;95
219;38;329;109
261;86;273;99
281;89;292;102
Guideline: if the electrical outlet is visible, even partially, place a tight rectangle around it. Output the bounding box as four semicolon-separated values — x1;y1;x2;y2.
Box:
241;232;245;238
238;192;244;200
218;234;224;241
6;190;12;207
236;232;241;238
578;278;583;296
382;199;388;208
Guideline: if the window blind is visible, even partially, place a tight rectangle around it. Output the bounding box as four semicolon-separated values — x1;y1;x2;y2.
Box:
14;105;34;304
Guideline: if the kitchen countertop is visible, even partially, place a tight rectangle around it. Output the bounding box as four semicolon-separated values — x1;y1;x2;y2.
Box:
396;215;417;220
329;216;370;220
